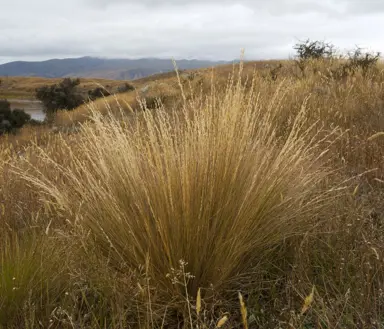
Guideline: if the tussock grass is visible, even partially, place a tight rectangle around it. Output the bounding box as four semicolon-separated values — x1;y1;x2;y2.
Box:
21;67;335;299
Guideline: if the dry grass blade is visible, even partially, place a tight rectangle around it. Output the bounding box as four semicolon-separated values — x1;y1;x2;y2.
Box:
238;292;248;329
300;286;315;316
367;131;384;141
216;315;229;328
196;288;202;317
352;184;359;196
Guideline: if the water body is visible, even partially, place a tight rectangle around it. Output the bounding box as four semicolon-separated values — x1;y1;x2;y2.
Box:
8;99;45;121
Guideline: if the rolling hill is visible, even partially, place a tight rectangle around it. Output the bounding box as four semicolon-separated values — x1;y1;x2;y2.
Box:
0;57;229;80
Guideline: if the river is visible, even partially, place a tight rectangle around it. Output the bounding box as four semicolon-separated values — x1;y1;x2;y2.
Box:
8;99;45;121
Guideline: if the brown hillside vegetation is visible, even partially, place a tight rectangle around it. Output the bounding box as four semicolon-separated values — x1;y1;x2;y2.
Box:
0;76;131;99
52;61;282;127
0;58;384;328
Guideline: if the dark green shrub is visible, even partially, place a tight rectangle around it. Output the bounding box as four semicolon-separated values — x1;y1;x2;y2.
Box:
10;109;31;128
293;39;336;76
0;99;12;119
35;78;84;114
0;100;31;135
117;82;135;93
294;39;336;60
88;87;111;101
342;47;380;77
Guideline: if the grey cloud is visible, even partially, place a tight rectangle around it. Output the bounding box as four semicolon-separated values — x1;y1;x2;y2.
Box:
87;0;345;15
89;0;384;16
345;0;384;14
0;0;383;63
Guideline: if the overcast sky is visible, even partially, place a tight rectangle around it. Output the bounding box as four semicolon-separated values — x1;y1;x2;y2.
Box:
0;0;383;63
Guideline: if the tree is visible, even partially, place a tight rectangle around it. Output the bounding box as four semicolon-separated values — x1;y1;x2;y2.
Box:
35;78;84;115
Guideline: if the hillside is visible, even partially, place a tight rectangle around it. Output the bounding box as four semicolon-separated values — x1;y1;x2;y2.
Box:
0;57;229;80
0;76;137;121
0;76;133;99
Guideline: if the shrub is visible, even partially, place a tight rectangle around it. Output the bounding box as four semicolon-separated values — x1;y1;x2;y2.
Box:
294;39;336;61
294;39;336;76
10;109;31;128
117;82;135;93
88;87;111;101
0;99;12;119
341;47;381;77
35;78;84;115
0;100;31;135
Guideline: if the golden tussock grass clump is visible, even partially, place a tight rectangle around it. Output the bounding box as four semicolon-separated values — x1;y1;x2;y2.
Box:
19;65;336;306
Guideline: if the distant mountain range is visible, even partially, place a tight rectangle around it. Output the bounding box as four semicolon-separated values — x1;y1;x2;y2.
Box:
0;57;229;80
